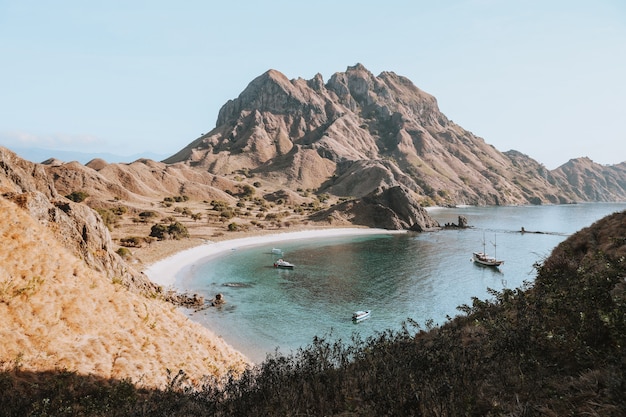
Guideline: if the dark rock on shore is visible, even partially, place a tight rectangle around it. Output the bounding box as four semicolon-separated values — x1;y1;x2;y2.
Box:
311;185;440;231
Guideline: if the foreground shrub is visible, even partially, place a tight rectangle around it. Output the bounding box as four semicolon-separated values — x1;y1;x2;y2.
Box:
2;212;625;416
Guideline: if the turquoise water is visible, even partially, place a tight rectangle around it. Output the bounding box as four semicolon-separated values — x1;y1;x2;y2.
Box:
179;203;626;363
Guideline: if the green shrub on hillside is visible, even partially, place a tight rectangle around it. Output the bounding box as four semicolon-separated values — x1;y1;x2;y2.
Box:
65;191;89;203
116;247;132;259
119;236;144;248
149;222;189;240
95;208;119;230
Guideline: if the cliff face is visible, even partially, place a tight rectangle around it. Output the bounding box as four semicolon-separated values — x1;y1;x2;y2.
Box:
0;148;151;293
0;147;248;388
551;158;626;202
165;64;625;206
311;185;440;231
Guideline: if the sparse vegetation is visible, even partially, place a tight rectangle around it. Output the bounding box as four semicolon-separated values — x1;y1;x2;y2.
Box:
119;236;144;248
116;247;132;259
65;190;89;203
149;222;189;240
3;212;625;415
95;207;121;230
163;195;189;203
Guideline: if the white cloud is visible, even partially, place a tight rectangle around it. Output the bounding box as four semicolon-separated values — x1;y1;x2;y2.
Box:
0;131;104;150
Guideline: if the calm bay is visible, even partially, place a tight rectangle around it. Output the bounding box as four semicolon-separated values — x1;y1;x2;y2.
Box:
178;203;626;363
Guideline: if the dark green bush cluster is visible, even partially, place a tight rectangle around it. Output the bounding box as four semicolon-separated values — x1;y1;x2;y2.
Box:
138;210;157;219
163;195;189;203
65;190;89;202
227;222;249;232
149;222;189;240
239;184;255;198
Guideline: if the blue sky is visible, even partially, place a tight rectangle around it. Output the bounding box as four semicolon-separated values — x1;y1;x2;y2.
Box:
1;0;624;168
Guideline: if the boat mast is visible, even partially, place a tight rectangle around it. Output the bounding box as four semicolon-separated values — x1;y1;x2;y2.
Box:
482;232;486;254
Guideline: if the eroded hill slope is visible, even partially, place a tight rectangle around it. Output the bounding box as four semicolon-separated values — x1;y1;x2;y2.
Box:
0;150;249;388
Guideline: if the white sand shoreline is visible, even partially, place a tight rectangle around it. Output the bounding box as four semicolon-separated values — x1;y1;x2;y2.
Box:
145;228;406;288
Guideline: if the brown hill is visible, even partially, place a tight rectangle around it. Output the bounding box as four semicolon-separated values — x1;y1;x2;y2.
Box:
45;157;237;205
1;148;155;293
14;65;626;215
311;185;440;231
551;157;626;201
0;148;248;388
165;64;622;206
21;65;625;236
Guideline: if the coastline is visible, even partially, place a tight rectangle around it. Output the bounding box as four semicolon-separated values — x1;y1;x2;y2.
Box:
144;227;406;288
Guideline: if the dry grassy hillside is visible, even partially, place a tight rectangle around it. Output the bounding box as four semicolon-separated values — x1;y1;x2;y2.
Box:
0;197;248;388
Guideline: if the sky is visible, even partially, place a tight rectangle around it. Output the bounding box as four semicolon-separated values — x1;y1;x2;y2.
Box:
0;0;625;169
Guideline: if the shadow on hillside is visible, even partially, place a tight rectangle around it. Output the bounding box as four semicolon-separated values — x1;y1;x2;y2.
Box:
0;368;209;417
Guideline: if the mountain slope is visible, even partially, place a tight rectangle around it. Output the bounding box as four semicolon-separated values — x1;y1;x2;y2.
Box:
0;196;247;388
551;157;626;201
0;148;248;388
166;64;612;206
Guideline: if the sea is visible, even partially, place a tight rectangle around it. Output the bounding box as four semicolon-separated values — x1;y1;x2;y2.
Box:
177;203;626;363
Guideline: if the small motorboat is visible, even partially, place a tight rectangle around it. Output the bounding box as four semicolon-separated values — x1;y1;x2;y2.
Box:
271;248;283;255
273;258;294;269
352;310;371;322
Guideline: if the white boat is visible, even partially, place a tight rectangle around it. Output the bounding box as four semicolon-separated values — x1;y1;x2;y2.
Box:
472;251;504;267
473;233;504;267
352;310;371;322
273;258;294;269
271;248;283;255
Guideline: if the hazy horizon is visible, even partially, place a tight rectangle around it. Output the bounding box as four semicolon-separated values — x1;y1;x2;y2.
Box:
1;1;625;169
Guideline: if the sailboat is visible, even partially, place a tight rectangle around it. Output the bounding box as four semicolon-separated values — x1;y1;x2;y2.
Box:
473;233;504;267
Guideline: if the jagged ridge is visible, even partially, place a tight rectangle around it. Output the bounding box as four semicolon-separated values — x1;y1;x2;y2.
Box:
164;63;626;206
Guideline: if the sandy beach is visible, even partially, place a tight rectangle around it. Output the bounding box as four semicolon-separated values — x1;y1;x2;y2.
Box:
144;227;405;288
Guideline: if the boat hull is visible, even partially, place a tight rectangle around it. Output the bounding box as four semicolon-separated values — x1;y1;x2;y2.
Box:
273;259;294;269
352;310;371;322
473;252;504;267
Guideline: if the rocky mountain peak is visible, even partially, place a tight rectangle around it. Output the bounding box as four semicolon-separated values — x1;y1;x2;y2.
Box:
164;65;626;206
216;68;327;127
